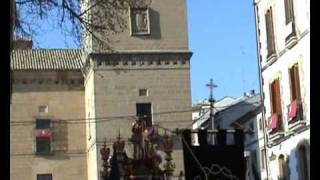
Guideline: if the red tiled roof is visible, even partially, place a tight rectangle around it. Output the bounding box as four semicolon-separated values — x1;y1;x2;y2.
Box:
11;49;83;70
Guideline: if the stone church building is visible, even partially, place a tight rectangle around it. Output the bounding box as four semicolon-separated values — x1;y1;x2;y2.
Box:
10;0;192;179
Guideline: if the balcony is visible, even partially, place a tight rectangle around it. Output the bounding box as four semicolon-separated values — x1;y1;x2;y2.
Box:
266;51;277;63
287;100;306;132
267;113;285;142
35;129;53;155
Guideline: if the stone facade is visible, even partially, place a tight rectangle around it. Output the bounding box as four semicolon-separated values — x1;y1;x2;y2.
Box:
82;0;189;53
10;70;87;180
84;52;192;179
83;0;191;180
82;0;192;179
11;0;192;179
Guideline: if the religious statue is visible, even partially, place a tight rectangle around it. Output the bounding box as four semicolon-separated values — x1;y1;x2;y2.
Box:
131;8;150;34
135;11;148;32
100;121;175;180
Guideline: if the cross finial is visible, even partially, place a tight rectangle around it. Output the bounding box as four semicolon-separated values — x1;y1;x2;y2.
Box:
206;78;218;102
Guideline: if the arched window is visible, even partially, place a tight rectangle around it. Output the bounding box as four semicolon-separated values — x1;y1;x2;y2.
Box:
297;140;310;180
278;154;289;180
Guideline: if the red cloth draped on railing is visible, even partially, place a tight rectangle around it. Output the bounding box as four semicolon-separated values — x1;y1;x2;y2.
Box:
268;113;278;132
288;99;298;122
35;129;52;138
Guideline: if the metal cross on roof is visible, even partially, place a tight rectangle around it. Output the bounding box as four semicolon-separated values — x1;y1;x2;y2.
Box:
206;79;218;103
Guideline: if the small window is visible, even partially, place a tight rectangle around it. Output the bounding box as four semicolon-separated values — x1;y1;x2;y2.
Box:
136;103;152;127
289;64;301;101
130;7;150;35
36;137;51;154
139;89;148;96
39;105;48;113
37;174;52;180
36;119;51;129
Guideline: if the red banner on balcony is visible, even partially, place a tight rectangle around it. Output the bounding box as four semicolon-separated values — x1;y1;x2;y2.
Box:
35;129;52;138
288;99;298;121
268;113;278;132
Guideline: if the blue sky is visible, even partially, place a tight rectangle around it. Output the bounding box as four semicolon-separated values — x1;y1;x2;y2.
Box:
187;0;259;102
27;0;259;103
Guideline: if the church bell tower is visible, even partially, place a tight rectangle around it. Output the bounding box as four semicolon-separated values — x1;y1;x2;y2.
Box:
81;0;192;179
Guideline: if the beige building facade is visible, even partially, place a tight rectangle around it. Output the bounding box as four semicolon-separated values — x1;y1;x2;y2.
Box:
11;0;192;179
82;0;192;179
10;49;88;180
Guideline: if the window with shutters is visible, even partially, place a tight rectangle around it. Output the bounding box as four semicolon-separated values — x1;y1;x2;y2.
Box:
37;174;52;180
136;103;152;127
36;137;51;153
36;119;51;129
284;0;297;47
270;79;282;115
269;78;283;131
289;64;301;101
287;64;304;125
265;8;276;59
130;8;150;35
284;0;294;24
35;119;52;154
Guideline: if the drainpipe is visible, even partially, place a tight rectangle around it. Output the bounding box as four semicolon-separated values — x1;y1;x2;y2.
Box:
252;1;270;179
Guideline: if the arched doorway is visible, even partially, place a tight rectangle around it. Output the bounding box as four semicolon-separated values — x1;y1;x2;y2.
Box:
278;154;289;180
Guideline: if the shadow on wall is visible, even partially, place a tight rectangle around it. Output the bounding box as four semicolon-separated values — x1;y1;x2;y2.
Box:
42;120;70;160
289;148;297;180
290;139;310;180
